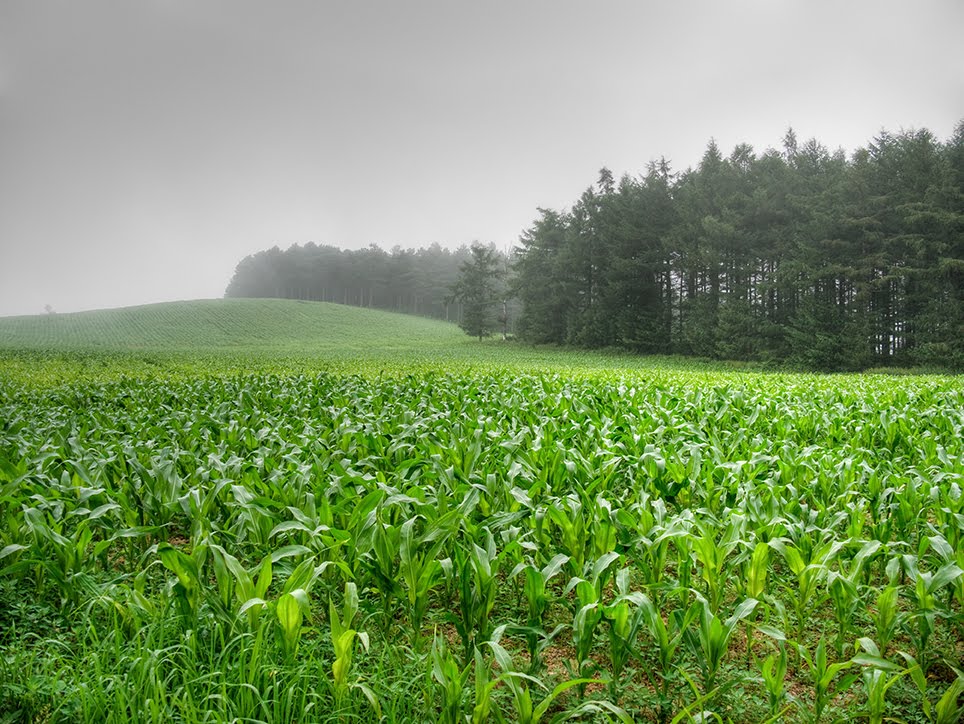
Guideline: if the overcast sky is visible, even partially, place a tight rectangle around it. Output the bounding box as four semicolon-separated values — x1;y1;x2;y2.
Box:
1;1;962;317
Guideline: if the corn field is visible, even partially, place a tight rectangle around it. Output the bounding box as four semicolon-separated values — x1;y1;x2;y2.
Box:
1;370;962;722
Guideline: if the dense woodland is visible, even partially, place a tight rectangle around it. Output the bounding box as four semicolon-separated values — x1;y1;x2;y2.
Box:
226;124;963;371
225;243;482;322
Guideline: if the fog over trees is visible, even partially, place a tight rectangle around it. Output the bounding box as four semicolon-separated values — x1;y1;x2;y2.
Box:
226;124;963;370
226;242;478;323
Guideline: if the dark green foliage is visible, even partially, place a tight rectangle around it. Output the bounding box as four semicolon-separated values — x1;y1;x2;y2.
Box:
449;242;506;341
513;124;964;371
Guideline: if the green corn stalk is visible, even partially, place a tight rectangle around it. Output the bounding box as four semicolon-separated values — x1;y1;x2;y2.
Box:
635;594;701;724
851;637;914;724
688;597;758;693
157;540;205;619
899;555;963;672
796;637;857;724
692;522;739;614
463;530;502;656
366;518;402;627
758;643;789;719
470;646;499;724
904;661;964;724
22;507;116;608
566;551;621;683
399;516;444;648
827;571;859;657
743;540;769;665
485;627;629;724
511;553;569;645
547;494;588;576
210;544;273;628
328;581;377;714
672;532;695;610
771;538;836;645
275;590;304;659
927;533;964;611
873;585;900;657
602;567;646;698
430;632;472;724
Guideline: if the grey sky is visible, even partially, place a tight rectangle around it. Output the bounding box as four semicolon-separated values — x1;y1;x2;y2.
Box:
1;1;961;317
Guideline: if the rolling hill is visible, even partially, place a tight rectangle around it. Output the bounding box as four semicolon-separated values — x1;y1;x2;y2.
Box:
0;298;769;384
0;298;468;354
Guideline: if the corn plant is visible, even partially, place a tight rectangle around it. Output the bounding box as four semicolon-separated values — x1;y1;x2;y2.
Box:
566;551;621;682
771;537;838;645
156;540;205;619
795;637;858;724
635;593;701;723
503;551;568;674
872;585;901;657
485;627;630;724
602;567;646;698
898;554;963;672
430;632;472;724
399;515;446;647
686;597;758;693
905;663;964;724
742;539;769;663
851;637;917;724
757;642;789;720
450;529;507;662
328;581;378;715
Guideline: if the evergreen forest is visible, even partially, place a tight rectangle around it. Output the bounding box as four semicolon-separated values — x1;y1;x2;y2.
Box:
226;124;964;371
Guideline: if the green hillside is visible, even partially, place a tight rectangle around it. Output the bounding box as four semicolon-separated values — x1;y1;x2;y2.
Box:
0;298;467;353
0;298;754;385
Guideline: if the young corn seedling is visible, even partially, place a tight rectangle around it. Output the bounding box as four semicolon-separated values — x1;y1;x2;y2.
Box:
329;581;378;716
547;494;589;576
275;590;304;659
505;555;570;674
399;516;446;649
742;540;769;664
872;585;900;657
450;529;505;663
470;646;499;724
157;539;206;620
771;538;838;646
899;554;963;673
692;520;740;614
635;593;701;724
209;543;274;628
687;596;758;694
851;637;916;724
926;533;964;611
602;567;646;698
22;507;115;609
566;551;621;685
758;642;790;721
485;626;630;724
430;631;471;724
905;661;964;724
795;637;857;724
827;571;859;658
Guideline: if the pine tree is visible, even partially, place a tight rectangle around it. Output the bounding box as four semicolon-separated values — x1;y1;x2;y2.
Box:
450;243;503;341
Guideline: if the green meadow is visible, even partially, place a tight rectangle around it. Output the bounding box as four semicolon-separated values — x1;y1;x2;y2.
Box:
0;300;961;723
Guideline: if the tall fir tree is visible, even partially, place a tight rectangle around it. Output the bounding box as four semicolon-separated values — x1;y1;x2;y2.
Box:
450;243;503;341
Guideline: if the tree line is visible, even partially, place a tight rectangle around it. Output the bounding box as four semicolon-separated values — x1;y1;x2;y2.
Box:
226;242;497;324
225;123;962;371
513;124;963;370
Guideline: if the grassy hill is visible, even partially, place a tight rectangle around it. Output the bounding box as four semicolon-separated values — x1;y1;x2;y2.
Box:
0;298;762;385
0;298;468;354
